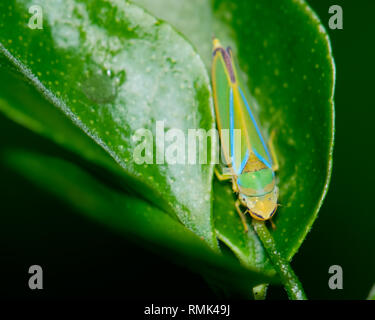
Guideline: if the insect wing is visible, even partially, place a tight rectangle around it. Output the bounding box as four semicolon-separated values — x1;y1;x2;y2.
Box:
212;48;250;174
230;50;273;169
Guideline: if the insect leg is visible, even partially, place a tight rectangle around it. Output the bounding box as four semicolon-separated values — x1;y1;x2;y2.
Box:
269;219;277;230
214;166;232;181
235;199;249;232
232;180;239;193
268;130;279;172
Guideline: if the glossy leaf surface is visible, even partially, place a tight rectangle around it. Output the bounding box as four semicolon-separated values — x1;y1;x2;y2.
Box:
135;0;335;264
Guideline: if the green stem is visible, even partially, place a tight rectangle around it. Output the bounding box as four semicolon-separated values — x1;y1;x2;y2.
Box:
252;220;307;300
367;283;375;300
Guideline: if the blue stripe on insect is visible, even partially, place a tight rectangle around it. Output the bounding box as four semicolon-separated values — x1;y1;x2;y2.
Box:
239;87;272;167
229;88;238;173
252;147;273;171
239;149;249;174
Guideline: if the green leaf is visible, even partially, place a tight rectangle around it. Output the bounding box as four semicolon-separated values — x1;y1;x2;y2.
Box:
134;0;335;264
0;0;217;247
0;0;335;295
3;149;277;295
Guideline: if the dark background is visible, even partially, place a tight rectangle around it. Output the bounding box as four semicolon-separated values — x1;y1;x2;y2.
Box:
0;0;374;300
